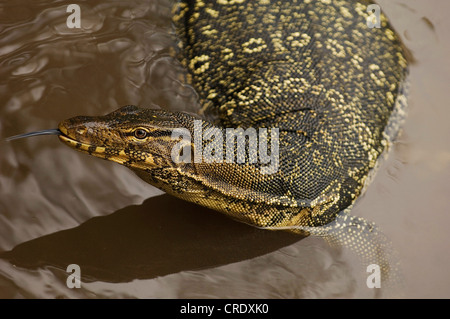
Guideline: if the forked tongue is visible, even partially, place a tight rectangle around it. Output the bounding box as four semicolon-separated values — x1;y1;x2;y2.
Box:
5;129;61;142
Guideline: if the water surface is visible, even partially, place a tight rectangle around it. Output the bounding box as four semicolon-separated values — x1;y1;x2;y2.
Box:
0;0;449;298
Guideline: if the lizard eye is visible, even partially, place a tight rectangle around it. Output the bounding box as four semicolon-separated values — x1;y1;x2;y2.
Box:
134;128;148;139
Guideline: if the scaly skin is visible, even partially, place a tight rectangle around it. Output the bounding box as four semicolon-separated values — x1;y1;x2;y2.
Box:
58;0;409;234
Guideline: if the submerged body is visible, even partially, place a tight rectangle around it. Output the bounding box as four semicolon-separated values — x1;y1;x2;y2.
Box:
56;0;408;231
6;0;410;291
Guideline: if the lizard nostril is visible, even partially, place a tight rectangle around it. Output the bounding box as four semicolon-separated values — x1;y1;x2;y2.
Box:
76;128;86;135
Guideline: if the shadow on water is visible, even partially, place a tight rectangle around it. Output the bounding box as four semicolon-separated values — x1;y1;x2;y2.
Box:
0;195;302;283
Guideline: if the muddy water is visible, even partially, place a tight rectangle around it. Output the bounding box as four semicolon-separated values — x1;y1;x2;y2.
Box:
0;0;449;298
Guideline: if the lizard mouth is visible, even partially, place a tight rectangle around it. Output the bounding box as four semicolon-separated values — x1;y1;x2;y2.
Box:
58;124;98;153
58;132;106;157
57;124;141;167
57;124;121;163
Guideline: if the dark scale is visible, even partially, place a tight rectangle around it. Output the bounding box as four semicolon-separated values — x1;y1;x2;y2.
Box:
8;0;410;294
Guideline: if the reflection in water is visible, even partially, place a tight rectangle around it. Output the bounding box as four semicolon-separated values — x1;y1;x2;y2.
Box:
1;0;450;298
1;195;301;283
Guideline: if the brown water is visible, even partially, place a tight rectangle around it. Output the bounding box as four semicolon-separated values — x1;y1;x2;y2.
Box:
0;0;449;298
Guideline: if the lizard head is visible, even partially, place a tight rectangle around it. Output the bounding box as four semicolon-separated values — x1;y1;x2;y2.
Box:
57;105;191;171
